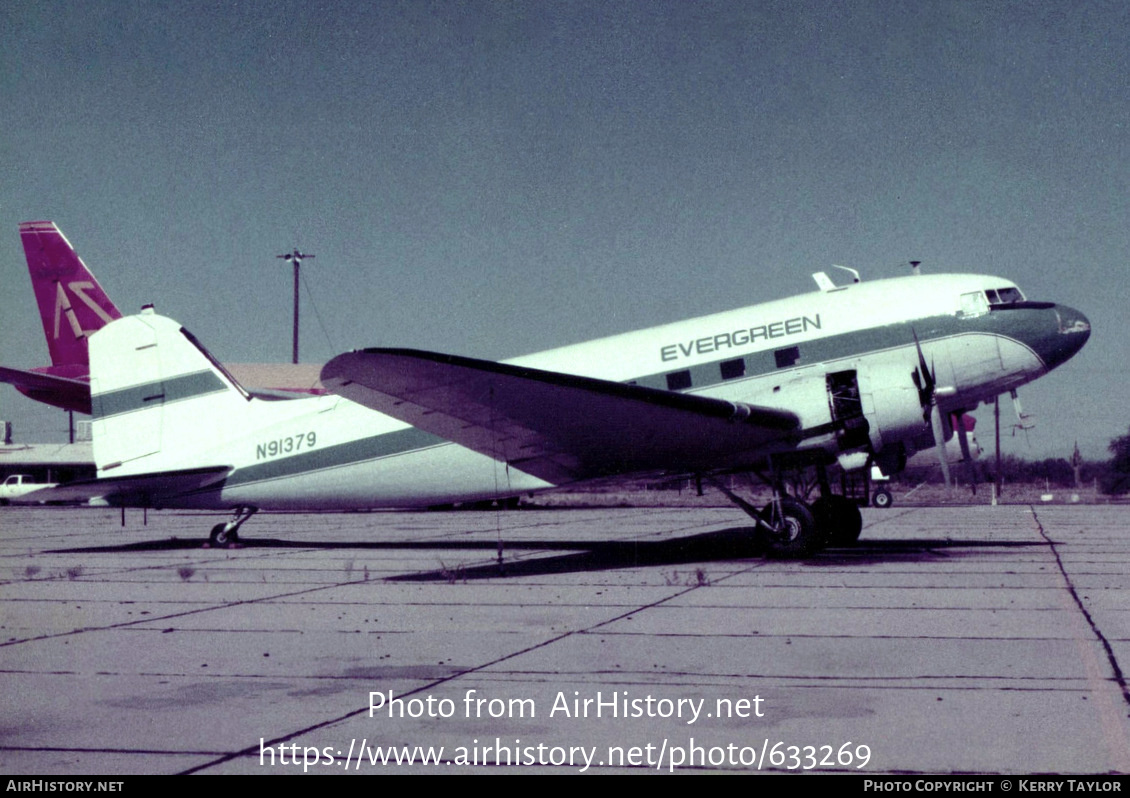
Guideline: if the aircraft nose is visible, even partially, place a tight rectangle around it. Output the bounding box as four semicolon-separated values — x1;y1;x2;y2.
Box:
1038;303;1091;371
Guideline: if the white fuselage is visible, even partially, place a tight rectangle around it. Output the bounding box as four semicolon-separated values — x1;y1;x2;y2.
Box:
90;273;1084;510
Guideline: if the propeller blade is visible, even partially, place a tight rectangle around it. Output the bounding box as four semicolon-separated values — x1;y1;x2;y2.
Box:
930;404;952;490
911;328;937;418
912;329;935;392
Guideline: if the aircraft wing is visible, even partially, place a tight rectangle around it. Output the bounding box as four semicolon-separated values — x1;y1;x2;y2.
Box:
322;349;800;484
0;366;91;414
18;466;232;506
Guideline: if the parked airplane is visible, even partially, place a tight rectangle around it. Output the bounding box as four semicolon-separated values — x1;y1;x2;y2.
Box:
0;221;324;414
0;221;122;413
28;267;1090;557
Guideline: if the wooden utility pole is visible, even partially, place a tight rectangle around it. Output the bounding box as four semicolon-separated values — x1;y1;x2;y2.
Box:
277;250;314;363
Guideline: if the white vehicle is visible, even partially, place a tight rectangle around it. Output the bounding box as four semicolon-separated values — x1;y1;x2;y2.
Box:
869;413;985;508
0;474;58;505
868;466;894;509
36;267;1089;557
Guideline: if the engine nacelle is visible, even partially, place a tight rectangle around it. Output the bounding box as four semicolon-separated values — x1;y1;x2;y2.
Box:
739;367;837;450
857;363;931;455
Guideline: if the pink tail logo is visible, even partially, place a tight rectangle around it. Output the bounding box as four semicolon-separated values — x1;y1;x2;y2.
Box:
21;221;122;367
53;280;117;341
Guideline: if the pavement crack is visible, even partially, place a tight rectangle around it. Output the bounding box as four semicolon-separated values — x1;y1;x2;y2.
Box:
1028;505;1130;710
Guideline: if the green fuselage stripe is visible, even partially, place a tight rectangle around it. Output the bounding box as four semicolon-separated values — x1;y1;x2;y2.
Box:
92;370;228;420
630;308;1050;391
215;307;1056;489
224;426;449;486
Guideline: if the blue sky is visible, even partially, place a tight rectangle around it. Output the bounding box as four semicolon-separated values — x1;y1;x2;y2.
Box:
1;0;1125;461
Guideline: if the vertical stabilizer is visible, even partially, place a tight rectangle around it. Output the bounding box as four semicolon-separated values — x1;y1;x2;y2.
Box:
89;309;252;474
20;221;122;369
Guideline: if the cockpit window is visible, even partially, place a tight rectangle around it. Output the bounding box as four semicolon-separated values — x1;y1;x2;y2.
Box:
991;286;1024;305
959;291;990;318
960;286;1027;317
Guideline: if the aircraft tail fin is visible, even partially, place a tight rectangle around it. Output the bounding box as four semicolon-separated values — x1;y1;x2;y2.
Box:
90;308;253;475
21;221;122;369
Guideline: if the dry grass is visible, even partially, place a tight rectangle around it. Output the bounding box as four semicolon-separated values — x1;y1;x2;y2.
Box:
520;481;1111;509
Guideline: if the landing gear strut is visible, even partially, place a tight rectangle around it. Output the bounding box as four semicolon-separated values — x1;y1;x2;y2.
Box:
710;463;823;558
208;506;257;547
711;458;866;557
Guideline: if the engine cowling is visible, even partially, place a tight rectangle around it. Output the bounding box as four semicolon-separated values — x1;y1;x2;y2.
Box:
857;363;931;455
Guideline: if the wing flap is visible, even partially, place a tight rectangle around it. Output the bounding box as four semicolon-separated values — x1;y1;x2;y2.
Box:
322;349;799;484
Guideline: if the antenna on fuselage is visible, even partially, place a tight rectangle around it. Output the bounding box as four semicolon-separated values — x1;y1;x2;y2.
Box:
831;264;860;283
910;260;922;276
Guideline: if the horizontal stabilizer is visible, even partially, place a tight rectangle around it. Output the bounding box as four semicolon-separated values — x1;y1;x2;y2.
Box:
322;349;799;484
0;365;92;414
19;465;232;506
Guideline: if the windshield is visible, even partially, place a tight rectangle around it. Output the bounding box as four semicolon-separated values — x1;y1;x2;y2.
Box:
961;285;1026;317
987;286;1025;305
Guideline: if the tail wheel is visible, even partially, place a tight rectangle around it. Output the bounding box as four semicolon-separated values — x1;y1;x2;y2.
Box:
207;506;256;547
812;495;863;546
757;498;821;557
209;523;239;546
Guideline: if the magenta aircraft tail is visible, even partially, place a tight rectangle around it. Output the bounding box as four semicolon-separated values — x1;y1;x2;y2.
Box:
8;222;321;414
20;221;122;370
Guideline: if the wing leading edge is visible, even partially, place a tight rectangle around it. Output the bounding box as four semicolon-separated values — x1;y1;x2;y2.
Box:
322;349;800;485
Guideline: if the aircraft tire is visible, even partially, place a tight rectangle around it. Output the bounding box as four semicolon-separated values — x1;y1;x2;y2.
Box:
813;495;863;546
757;498;821;558
209;523;238;547
872;489;893;509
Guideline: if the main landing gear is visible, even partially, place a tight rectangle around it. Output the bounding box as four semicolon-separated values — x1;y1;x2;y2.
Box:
712;461;863;558
758;496;821;557
208;506;257;547
811;494;863;546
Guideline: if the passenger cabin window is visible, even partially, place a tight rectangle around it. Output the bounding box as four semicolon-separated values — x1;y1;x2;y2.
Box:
959;291;990;318
720;358;745;380
774;346;800;369
666;370;692;391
